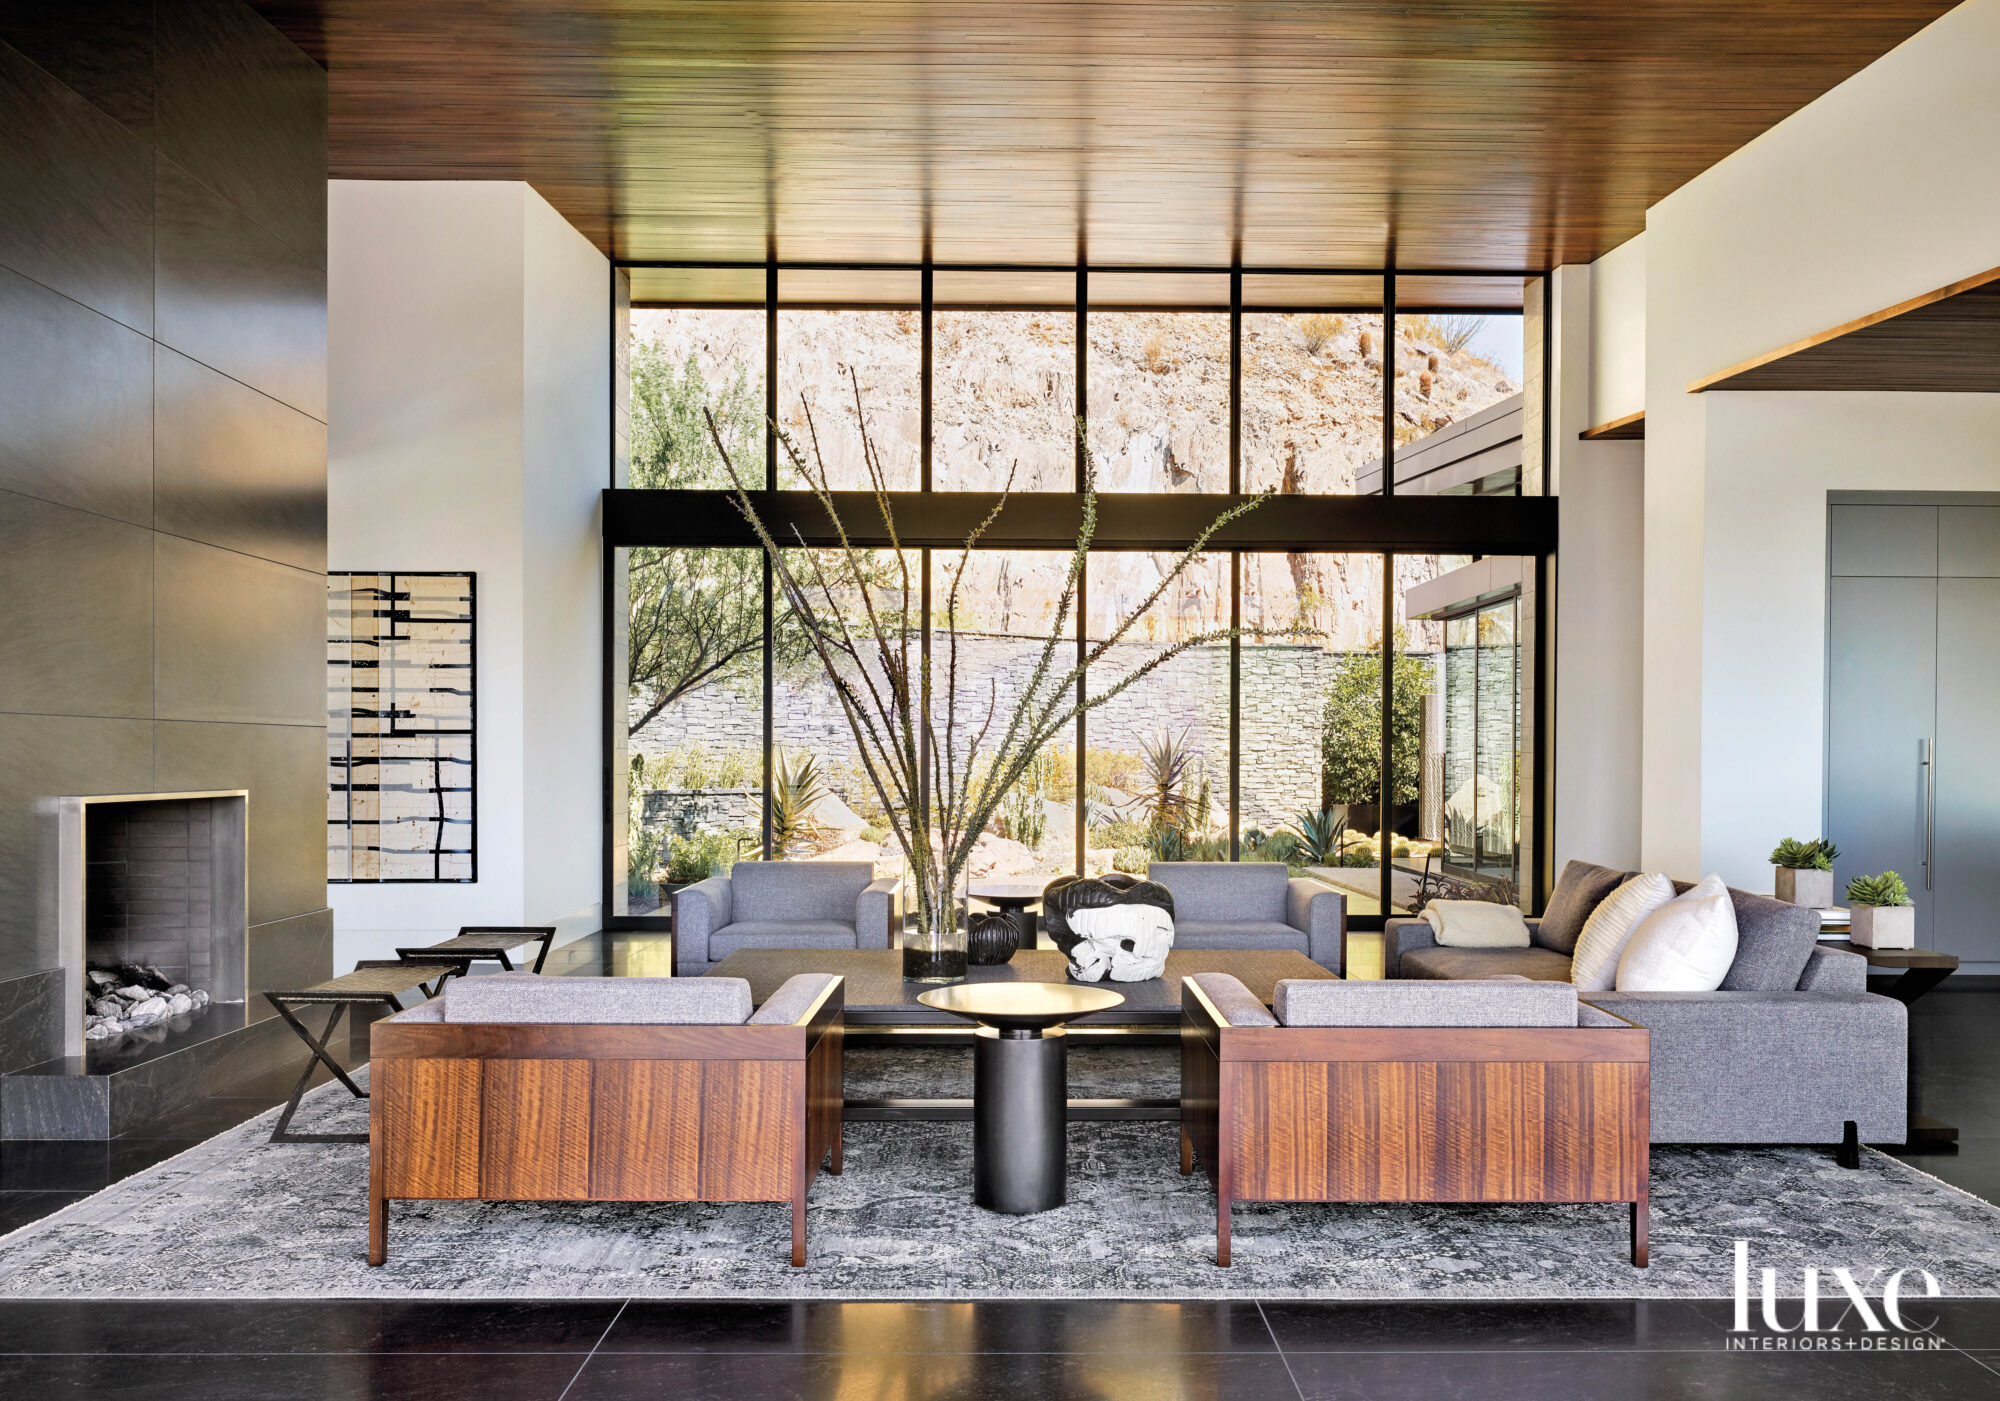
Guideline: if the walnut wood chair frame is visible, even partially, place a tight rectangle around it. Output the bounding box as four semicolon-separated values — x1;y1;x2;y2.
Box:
368;977;843;1268
1180;980;1651;1267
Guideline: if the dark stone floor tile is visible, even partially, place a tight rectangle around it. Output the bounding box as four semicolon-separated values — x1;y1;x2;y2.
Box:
0;1190;86;1235
0;1351;584;1400
603;1299;1275;1354
1260;1298;1727;1352
0;1300;623;1355
1283;1343;1996;1400
1887;1138;2000;1205
566;1348;1303;1401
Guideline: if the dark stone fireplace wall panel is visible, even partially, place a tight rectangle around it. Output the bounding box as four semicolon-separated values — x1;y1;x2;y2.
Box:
0;6;330;1017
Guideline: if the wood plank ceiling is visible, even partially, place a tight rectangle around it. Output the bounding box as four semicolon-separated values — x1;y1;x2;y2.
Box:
255;0;1956;271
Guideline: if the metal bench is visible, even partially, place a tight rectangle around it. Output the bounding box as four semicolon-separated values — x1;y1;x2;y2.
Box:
262;960;461;1144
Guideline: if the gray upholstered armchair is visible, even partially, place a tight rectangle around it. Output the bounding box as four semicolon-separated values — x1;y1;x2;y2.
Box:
671;860;901;976
1147;861;1345;971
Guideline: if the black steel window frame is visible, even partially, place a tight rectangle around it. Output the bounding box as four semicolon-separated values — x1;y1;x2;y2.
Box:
603;264;1556;933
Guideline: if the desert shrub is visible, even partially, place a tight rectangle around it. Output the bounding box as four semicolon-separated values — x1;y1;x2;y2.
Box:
1298;313;1345;355
1113;846;1148;875
858;823;886;844
994;785;1048;848
1091;817;1150;849
666;829;742;883
626;825;664;895
1338;846;1376;869
767;749;828;859
1143;334;1173;374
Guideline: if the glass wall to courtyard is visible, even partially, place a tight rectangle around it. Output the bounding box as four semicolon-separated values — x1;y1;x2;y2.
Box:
611;269;1551;926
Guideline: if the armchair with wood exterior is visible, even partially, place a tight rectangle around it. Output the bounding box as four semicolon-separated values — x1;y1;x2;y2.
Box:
368;972;843;1267
1180;973;1650;1267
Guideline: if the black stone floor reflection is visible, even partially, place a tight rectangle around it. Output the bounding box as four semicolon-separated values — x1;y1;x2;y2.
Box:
0;980;1994;1398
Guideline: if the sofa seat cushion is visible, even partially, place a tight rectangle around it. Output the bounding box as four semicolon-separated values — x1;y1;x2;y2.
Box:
1400;945;1575;982
442;974;753;1024
1276;977;1578;1027
710;921;860;959
1171;921;1308;955
1536;860;1631;954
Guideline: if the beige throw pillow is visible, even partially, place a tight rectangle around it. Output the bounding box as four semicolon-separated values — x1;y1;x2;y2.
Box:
1421;900;1531;948
1568;871;1675;991
1615;873;1739;992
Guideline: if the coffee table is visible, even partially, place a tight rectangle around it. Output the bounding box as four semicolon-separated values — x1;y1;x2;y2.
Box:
968;881;1046;952
918;982;1125;1213
704;947;1335;1122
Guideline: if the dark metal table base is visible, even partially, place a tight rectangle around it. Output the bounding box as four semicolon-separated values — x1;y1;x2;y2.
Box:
974;1027;1068;1213
845;1096;1179;1122
263;960;458;1145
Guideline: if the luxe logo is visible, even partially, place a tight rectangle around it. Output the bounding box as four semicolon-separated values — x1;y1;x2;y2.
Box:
1731;1240;1943;1342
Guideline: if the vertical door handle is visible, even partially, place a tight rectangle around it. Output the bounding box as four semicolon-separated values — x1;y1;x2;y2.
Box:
1920;738;1935;891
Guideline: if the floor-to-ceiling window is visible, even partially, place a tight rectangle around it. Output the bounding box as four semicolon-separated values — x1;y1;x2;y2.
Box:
608;266;1554;929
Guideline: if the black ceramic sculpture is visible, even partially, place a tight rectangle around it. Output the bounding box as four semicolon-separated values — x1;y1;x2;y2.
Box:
1040;872;1176;962
966;911;1020;966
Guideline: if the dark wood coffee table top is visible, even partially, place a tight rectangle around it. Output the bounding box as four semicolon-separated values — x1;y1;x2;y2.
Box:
704;948;1333;1024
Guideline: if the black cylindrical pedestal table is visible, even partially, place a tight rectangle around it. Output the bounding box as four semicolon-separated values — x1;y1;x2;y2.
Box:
973;1026;1067;1213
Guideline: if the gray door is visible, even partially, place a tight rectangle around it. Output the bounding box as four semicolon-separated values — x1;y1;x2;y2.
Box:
1826;575;1936;947
1934;577;2000;964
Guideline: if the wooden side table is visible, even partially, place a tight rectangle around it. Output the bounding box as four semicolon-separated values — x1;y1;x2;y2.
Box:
1820;938;1960;1146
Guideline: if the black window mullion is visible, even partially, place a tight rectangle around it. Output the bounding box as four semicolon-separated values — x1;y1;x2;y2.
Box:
1228;269;1242;862
1379;272;1398;924
762;264;777;860
1074;265;1088;878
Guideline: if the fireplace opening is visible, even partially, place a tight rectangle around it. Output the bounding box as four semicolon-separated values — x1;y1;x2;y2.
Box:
61;792;248;1056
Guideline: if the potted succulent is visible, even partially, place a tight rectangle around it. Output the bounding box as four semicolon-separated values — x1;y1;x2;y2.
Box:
1769;837;1839;909
1846;871;1915;949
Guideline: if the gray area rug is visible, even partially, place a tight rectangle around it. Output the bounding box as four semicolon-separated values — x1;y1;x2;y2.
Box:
2;1048;1998;1300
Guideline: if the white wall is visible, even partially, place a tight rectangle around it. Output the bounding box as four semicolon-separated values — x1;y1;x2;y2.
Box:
1642;0;2000;886
328;182;607;968
1587;234;1645;428
1551;264;1644;872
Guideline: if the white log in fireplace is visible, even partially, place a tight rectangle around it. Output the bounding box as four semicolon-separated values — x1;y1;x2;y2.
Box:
57;791;249;1058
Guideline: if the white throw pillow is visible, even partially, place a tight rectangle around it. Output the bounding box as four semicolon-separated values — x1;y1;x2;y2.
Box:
1568;872;1674;991
1421;900;1530;948
1615;874;1739;992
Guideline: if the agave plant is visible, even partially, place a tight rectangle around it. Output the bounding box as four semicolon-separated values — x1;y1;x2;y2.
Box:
1770;837;1840;871
1282;808;1347;865
1138;727;1197;834
1846;871;1912;907
767;749;828;860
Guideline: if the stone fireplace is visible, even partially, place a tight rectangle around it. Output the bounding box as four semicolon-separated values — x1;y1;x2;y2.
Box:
58;792;248;1058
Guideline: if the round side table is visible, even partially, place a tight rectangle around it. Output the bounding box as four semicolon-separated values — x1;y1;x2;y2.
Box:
916;981;1125;1213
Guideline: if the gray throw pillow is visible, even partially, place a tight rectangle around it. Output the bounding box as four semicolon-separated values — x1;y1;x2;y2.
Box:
1535;859;1630;955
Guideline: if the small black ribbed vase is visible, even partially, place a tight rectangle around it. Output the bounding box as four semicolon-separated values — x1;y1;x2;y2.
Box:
966;912;1020;966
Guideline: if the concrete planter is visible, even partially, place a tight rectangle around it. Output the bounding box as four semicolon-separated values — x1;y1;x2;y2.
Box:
1850;903;1916;950
1774;866;1835;909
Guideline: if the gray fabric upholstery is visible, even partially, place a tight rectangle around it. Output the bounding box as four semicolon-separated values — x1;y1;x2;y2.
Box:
1796;944;1868;994
385;998;445;1023
1399;945;1575;982
1577;1003;1628;1028
1584;990;1907;1144
1149;862;1287;923
733;861;874;923
709;921;862;959
857;876;901;948
1185;972;1279;1027
442;974;754;1025
1275;978;1578;1027
1535;860;1630;954
1718;888;1820;991
1383;916;1438;974
1286;877;1347;971
671;876;733;975
746;972;841;1025
1172;922;1308;956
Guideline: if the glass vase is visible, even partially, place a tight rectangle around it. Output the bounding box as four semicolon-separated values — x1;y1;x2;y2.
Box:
901;866;968;983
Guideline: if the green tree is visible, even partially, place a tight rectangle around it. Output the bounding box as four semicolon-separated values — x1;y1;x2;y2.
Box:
1320;636;1433;808
625;342;802;736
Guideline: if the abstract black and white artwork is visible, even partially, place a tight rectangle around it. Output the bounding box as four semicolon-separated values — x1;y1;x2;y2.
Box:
327;572;476;882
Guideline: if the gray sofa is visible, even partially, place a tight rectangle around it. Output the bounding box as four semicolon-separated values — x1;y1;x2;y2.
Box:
672;860;901;976
1148;861;1346;971
1385;860;1908;1148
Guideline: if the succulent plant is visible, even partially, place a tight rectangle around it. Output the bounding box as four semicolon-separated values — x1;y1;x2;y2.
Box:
1770;837;1840;871
1846;871;1912;907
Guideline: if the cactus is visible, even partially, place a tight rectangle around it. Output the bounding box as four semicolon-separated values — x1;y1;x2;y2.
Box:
1846;871;1911;907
